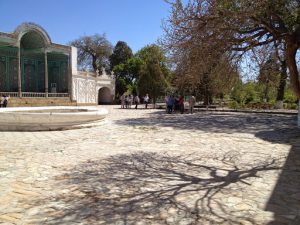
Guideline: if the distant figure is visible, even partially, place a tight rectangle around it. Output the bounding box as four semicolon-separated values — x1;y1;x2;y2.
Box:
144;93;149;109
129;95;133;108
3;95;9;108
174;96;179;111
125;95;129;108
134;95;140;109
167;95;174;114
178;95;184;114
120;94;125;109
0;96;4;108
189;95;196;114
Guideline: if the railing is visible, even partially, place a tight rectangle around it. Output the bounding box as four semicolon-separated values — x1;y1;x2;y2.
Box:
23;92;46;97
0;92;18;97
48;93;69;98
0;92;69;98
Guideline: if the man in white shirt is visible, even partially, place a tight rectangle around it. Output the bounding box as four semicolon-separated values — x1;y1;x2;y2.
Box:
189;95;196;114
144;94;149;109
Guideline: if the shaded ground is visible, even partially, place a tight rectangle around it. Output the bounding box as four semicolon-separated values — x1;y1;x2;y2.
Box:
0;107;299;225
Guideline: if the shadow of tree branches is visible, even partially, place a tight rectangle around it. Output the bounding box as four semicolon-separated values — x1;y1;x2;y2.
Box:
112;111;300;224
37;151;285;225
255;129;300;225
114;111;297;135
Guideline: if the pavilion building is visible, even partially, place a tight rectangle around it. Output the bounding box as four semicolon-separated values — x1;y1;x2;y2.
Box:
0;23;115;106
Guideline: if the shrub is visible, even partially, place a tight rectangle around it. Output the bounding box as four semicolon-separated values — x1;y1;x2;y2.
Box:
229;100;241;109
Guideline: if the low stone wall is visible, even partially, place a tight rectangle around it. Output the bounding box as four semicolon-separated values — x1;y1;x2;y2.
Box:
7;97;76;107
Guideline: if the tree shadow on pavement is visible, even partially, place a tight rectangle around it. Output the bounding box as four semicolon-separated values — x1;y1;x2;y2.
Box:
255;128;300;225
114;111;296;134
36;151;285;225
113;111;300;224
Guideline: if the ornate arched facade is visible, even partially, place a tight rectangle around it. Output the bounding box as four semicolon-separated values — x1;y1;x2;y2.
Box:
0;23;115;104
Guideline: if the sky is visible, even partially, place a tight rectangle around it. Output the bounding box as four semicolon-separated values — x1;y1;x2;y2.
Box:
0;0;171;53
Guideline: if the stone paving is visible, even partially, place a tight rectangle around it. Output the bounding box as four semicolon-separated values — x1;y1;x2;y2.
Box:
0;106;300;225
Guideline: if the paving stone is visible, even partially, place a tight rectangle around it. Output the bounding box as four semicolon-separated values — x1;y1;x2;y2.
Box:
0;106;299;225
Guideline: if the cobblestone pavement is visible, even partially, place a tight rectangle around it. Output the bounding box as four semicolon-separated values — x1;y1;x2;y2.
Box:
0;106;300;225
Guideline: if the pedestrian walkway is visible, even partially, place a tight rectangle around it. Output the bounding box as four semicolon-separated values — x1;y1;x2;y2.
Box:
0;106;299;225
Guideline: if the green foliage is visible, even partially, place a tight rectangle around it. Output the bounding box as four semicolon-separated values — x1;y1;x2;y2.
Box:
110;41;135;97
115;77;127;97
230;81;259;105
283;103;299;110
229;79;298;109
136;44;167;63
112;57;144;83
284;87;298;103
110;41;133;70
135;45;170;104
229;100;241;109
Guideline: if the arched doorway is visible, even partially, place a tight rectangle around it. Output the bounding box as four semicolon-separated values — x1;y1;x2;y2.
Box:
98;87;112;104
20;30;46;92
16;24;69;94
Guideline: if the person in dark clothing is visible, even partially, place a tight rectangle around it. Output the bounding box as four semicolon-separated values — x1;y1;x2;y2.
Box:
167;96;174;114
2;95;9;108
178;95;184;114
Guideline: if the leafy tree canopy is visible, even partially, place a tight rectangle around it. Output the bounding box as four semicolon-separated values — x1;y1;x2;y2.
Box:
110;41;133;70
136;45;170;103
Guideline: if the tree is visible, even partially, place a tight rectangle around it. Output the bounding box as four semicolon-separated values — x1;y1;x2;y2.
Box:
110;41;133;70
70;34;113;72
136;45;170;105
171;45;239;104
113;57;144;97
163;0;300;99
258;54;280;102
109;41;143;97
274;42;288;109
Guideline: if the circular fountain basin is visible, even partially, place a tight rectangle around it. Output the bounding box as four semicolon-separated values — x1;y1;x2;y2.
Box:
0;106;108;131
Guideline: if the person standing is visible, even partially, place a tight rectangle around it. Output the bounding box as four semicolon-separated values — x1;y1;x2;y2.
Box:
3;95;9;108
167;95;174;114
129;95;133;108
125;95;129;108
120;94;125;109
144;93;149;109
134;95;140;109
178;95;184;114
189;95;196;114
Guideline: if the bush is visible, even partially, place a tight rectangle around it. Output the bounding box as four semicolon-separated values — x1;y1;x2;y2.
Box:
229;100;241;109
289;103;298;110
284;88;298;103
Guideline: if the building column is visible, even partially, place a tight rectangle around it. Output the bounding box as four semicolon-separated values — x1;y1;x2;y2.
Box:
17;45;22;97
68;53;73;101
44;49;48;98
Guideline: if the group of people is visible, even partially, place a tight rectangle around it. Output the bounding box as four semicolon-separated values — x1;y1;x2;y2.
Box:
120;93;150;109
0;95;9;108
165;95;196;114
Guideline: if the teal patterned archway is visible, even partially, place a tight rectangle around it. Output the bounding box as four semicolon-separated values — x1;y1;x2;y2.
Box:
0;23;70;95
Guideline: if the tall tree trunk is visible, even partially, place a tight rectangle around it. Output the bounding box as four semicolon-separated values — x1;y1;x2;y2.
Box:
92;56;97;72
264;80;269;102
286;38;300;127
275;60;287;109
285;40;300;99
203;73;211;105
